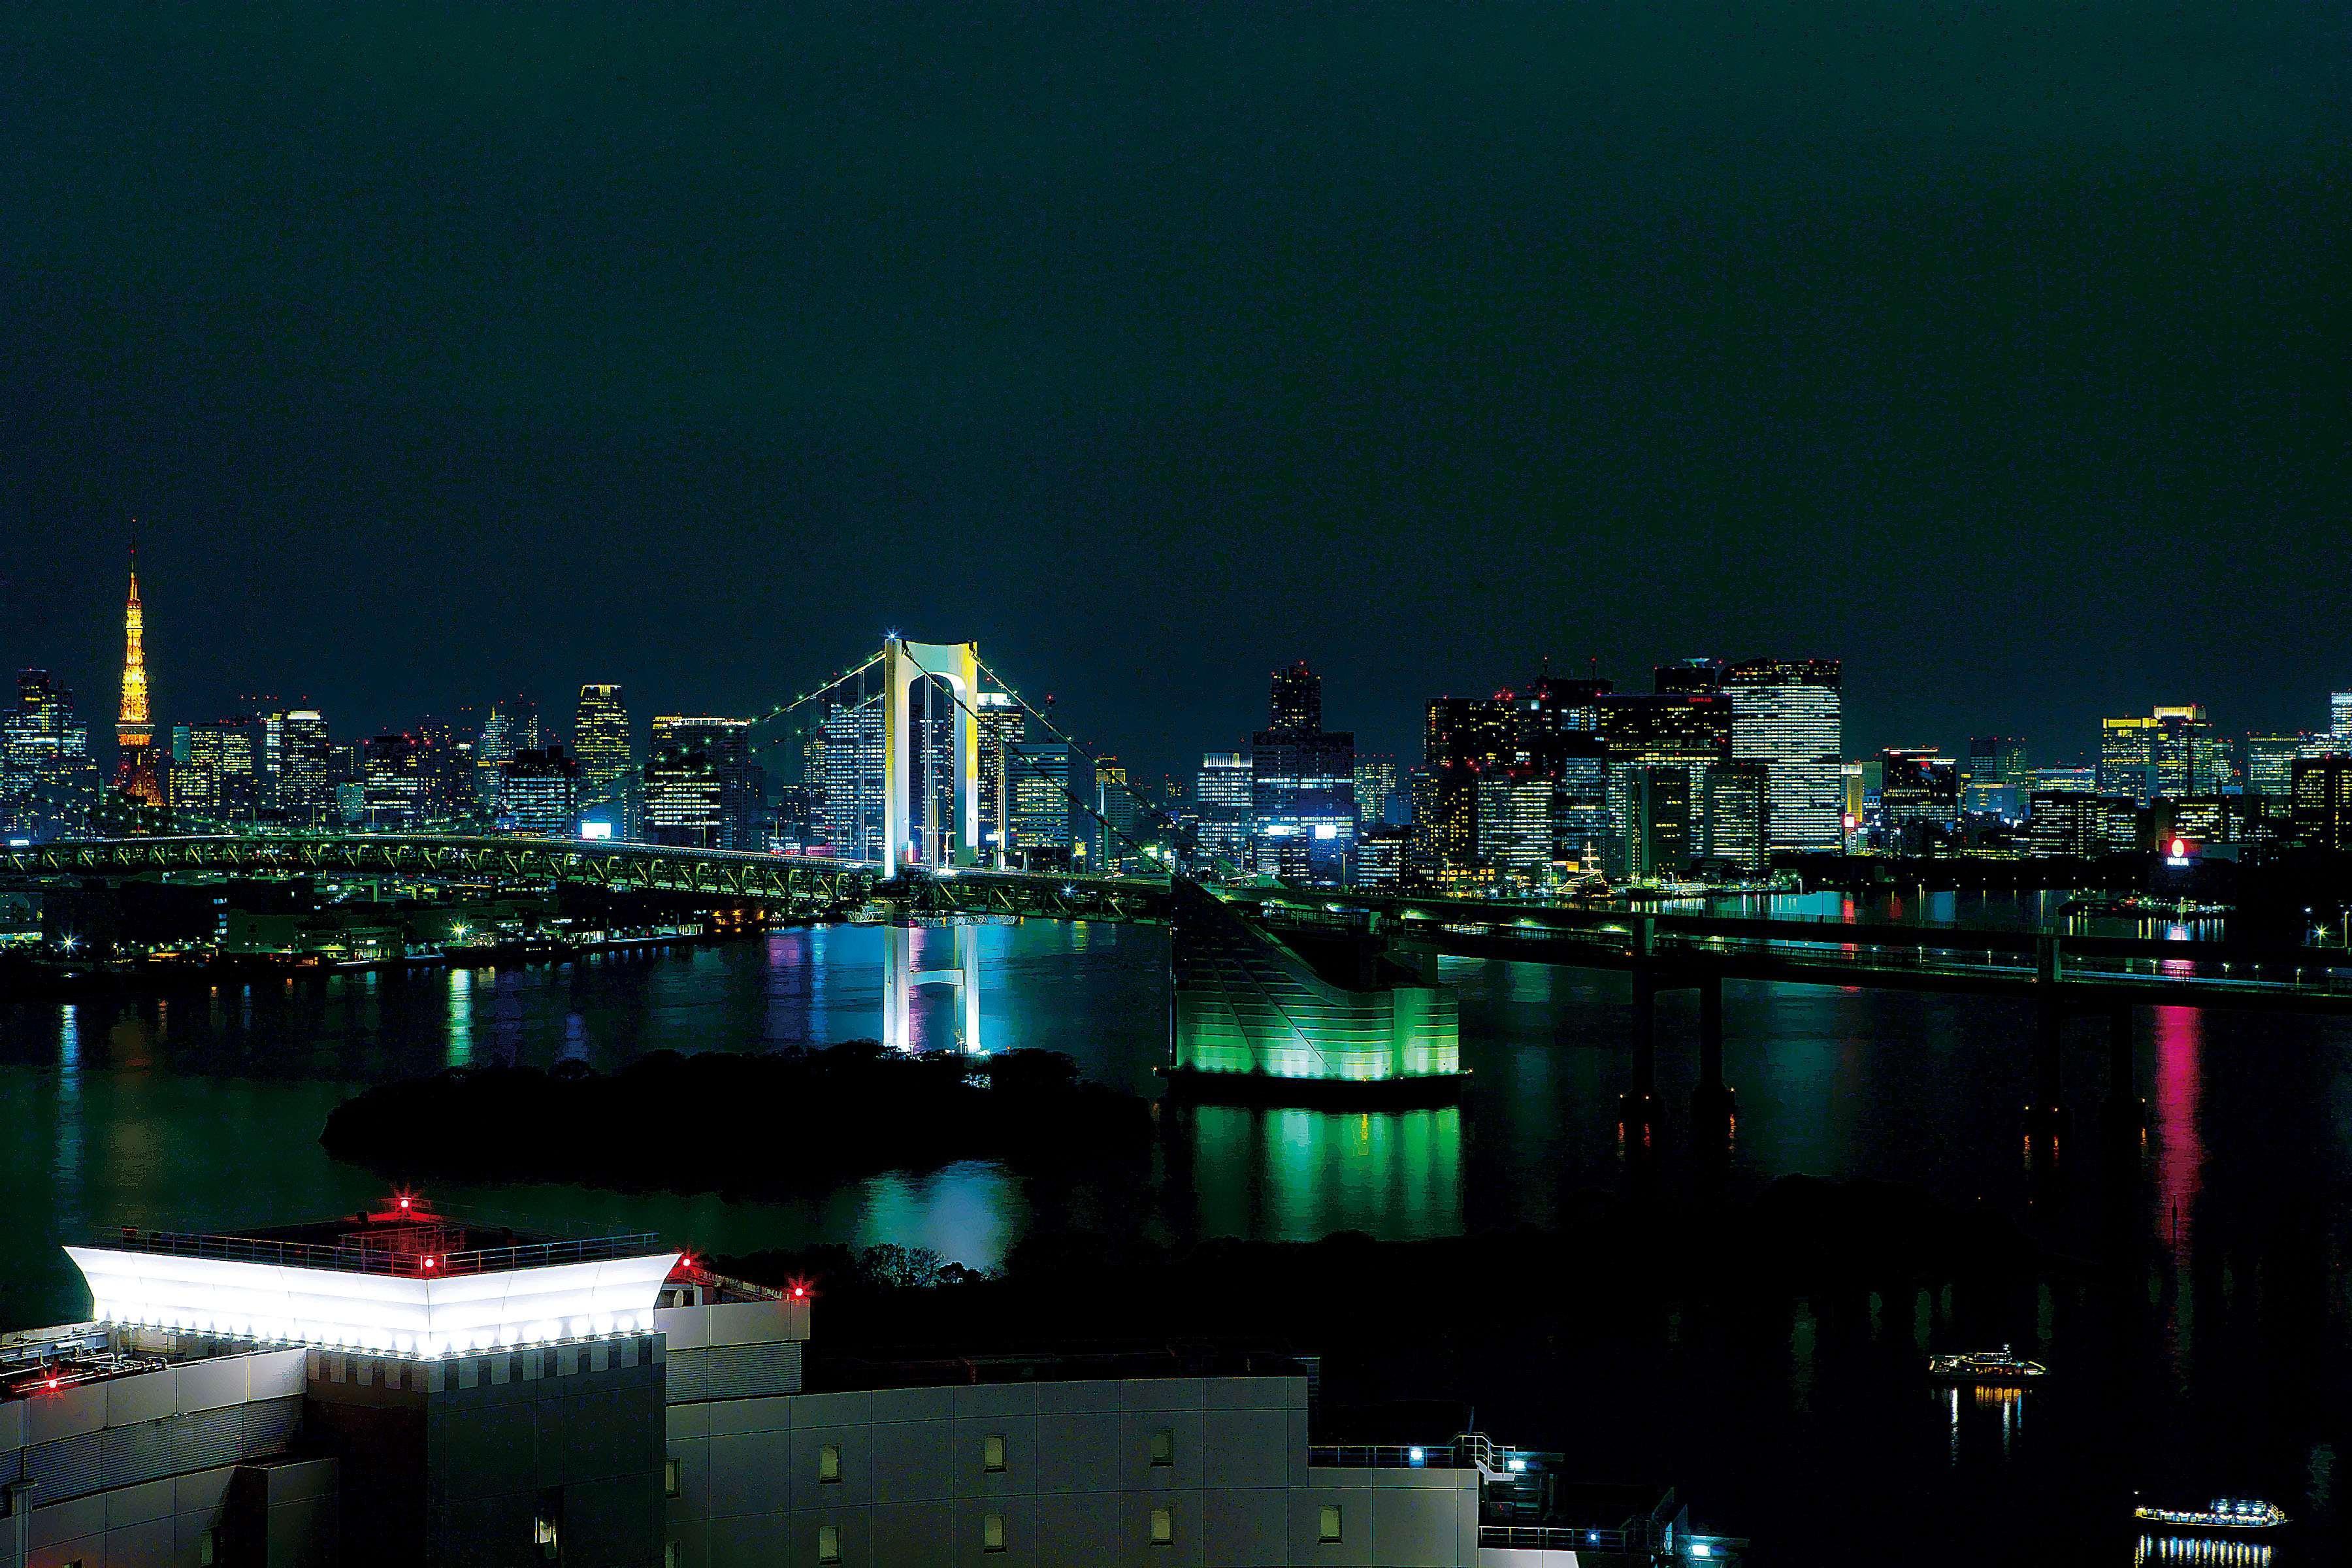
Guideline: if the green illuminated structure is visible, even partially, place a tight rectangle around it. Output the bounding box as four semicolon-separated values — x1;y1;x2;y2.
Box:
1168;883;1463;1098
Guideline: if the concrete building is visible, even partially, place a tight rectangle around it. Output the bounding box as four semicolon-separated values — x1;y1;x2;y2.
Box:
2;1199;1732;1567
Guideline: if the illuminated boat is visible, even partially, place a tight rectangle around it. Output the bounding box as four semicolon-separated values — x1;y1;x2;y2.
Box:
2132;1499;2288;1534
1925;1345;2046;1384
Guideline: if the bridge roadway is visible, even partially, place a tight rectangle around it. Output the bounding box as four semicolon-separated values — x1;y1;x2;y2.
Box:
8;834;2352;1014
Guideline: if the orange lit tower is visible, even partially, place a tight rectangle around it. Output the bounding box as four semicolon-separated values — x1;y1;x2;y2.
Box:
114;538;163;806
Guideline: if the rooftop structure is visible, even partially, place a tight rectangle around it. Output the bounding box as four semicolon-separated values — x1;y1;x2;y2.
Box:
65;1197;678;1358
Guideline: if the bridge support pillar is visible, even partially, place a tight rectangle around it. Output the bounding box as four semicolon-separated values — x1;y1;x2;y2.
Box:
2025;998;2068;1136
1691;972;1736;1121
1621;970;1661;1129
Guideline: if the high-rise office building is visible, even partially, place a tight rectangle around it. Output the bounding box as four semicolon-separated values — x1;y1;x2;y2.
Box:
809;693;884;861
574;685;632;798
1193;751;1253;870
1622;766;1693;881
1702;760;1771;873
644;746;726;847
2292;756;2352;851
1599;692;1731;878
1250;661;1354;884
1879;748;1958;849
973;692;1025;863
172;720;261;823
269;710;333;826
1723;659;1842;852
114;543;163;807
475;702;539;813
1094;757;1141;870
1552;733;1610;874
2334;691;2352;748
1352;755;1399;828
3;671;99;841
500;745;581;838
1474;772;1553;888
2244;734;2310;800
361;735;427;829
2023;792;2105;858
1268;661;1322;732
2029;765;2097;796
1007;741;1083;867
1960;734;2029;819
1416;696;1512;889
2102;706;2225;804
652;717;757;851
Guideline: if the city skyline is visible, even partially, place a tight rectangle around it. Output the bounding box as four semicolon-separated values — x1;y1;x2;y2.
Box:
5;543;2348;791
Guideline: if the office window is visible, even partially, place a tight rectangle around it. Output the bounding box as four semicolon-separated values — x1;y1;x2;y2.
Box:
1149;1428;1174;1466
532;1487;563;1560
1319;1504;1343;1543
198;1531;221;1567
983;1512;1007;1552
817;1524;842;1564
982;1433;1006;1472
664;1458;681;1497
1149;1507;1174;1546
818;1443;842;1482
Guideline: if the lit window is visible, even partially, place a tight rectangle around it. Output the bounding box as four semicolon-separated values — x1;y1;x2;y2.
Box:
664;1458;681;1497
818;1443;842;1483
532;1488;563;1559
1149;1428;1174;1467
817;1524;841;1564
983;1512;1007;1552
1149;1507;1173;1546
982;1433;1006;1473
664;1546;678;1568
198;1531;222;1567
1318;1504;1343;1543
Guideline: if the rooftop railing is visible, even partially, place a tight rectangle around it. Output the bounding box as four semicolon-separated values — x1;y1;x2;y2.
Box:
93;1226;669;1278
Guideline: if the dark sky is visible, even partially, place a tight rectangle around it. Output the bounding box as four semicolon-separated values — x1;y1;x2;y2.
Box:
3;4;2346;780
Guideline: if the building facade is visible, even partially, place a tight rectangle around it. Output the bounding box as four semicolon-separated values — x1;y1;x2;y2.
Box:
1723;659;1841;853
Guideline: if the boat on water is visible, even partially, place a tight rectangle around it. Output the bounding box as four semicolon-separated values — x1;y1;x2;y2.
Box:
1925;1345;2046;1384
2133;1498;2289;1534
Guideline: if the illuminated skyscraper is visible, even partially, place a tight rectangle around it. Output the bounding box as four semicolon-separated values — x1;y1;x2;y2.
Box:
1352;755;1399;827
500;745;581;838
1599;692;1731;877
2102;706;2226;803
1268;661;1322;732
1723;659;1842;852
1702;760;1771;873
1251;661;1353;884
643;746;725;846
1879;747;1957;849
1093;757;1141;870
114;542;162;807
1192;751;1252;870
2334;691;2352;747
573;685;633;803
2292;756;2352;851
3;671;98;841
361;735;427;828
2244;734;2309;800
268;710;333;826
973;691;1025;862
651;716;757;850
1960;734;2028;818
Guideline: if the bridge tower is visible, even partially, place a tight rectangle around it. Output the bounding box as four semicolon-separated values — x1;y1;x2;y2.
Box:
882;922;983;1054
878;638;981;872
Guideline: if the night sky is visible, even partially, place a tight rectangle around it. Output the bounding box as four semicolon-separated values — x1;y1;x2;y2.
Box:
3;5;2345;779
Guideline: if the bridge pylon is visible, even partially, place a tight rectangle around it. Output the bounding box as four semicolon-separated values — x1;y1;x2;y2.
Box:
878;638;981;874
